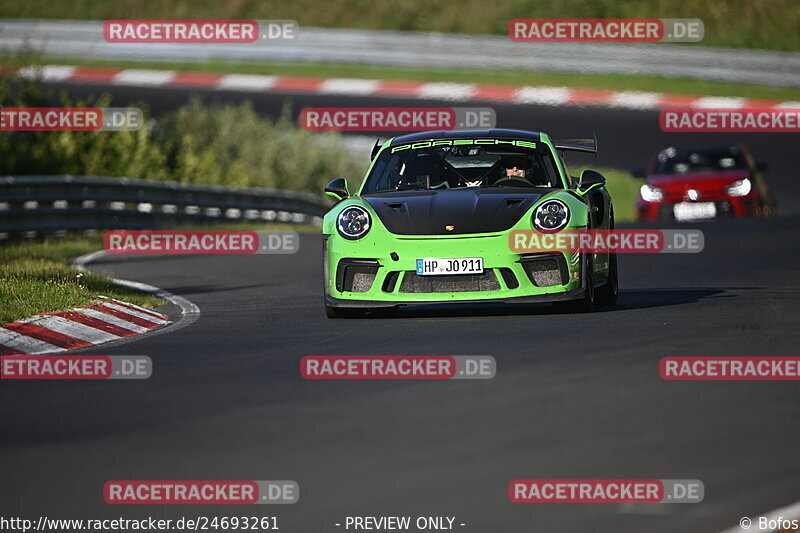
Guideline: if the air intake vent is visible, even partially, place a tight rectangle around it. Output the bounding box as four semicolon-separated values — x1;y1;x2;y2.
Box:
336;259;380;293
382;271;400;293
498;267;519;289
519;254;568;287
399;271;501;293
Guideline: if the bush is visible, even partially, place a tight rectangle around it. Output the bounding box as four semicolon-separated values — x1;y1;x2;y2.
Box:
0;71;363;195
154;98;362;192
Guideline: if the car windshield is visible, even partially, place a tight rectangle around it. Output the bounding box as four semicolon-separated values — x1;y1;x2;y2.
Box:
361;141;562;193
654;146;746;174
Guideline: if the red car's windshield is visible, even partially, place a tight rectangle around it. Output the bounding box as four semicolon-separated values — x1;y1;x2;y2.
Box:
654;145;747;174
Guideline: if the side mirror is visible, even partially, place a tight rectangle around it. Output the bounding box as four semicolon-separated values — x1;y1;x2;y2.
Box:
756;161;768;172
324;178;350;201
578;169;606;193
631;168;646;179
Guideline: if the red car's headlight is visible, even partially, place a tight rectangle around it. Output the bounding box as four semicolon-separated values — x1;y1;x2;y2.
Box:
640;184;664;202
727;178;752;197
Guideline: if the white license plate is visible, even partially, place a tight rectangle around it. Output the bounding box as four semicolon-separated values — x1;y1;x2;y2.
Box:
674;202;717;221
416;257;483;276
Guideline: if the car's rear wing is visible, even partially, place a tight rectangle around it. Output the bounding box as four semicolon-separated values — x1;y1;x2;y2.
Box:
554;132;598;157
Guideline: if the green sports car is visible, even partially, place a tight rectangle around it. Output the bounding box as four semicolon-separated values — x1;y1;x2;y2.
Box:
322;129;618;317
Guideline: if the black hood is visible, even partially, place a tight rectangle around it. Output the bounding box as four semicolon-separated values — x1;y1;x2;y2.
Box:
363;188;551;235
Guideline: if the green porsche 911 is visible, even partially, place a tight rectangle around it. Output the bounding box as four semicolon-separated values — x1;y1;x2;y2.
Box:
322;129;618;317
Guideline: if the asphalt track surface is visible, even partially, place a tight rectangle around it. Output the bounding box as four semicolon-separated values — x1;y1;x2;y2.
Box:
1;81;800;533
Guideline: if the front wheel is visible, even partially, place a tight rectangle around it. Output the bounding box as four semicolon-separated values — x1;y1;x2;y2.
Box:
595;252;618;306
553;254;594;313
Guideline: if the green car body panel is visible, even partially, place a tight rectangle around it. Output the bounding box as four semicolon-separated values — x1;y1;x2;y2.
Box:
322;129;615;312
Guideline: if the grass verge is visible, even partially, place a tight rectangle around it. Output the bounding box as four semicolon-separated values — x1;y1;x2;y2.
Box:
582;167;641;223
0;223;321;325
19;56;800;103
0;237;163;324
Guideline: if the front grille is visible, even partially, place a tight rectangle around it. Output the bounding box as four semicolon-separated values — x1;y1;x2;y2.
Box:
351;272;376;292
519;254;568;287
399;271;501;293
529;260;562;286
336;259;380;293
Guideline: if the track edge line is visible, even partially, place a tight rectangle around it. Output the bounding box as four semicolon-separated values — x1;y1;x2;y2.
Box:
68;250;201;349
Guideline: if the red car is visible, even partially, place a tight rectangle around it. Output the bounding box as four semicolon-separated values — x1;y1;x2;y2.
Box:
634;144;775;221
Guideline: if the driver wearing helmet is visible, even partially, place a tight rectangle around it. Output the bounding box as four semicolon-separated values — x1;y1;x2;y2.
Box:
502;156;531;179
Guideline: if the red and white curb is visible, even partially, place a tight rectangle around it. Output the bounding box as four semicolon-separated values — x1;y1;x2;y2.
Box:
12;64;799;111
0;249;200;356
0;297;169;356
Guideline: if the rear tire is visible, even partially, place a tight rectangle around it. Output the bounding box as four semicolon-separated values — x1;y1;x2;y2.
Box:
595;252;618;306
553;254;595;313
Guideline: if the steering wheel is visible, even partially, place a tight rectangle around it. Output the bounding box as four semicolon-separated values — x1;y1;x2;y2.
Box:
494;177;534;188
394;175;426;190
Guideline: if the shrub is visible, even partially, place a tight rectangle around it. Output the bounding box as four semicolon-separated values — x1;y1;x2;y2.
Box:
0;72;363;195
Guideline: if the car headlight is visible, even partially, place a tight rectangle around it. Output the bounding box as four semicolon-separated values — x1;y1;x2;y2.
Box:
727;178;752;197
337;206;371;240
533;199;570;233
640;184;664;202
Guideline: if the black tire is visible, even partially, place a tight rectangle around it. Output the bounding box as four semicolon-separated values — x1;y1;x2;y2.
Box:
553;254;595;313
595;252;618;306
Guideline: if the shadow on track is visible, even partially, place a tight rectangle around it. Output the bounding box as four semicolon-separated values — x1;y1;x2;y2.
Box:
338;288;732;319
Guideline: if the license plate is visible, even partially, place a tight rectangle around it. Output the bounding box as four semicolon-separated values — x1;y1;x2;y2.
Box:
416;257;483;276
674;202;716;221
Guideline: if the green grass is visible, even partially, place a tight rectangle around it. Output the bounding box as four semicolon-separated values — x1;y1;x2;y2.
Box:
582;167;641;223
0;250;164;324
20;56;800;103
570;166;642;222
0;237;103;264
2;0;799;52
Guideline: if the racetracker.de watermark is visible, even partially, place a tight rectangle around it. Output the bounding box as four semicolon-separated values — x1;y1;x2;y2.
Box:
0;356;151;380
660;357;800;380
1;107;144;131
509;18;703;42
299;107;496;132
103;20;297;43
660;108;800;132
301;356;496;379
104;231;298;254
509;229;704;253
104;481;299;504
509;479;704;503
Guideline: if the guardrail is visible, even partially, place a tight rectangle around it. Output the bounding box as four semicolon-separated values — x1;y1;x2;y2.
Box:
2;19;800;87
0;175;329;240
